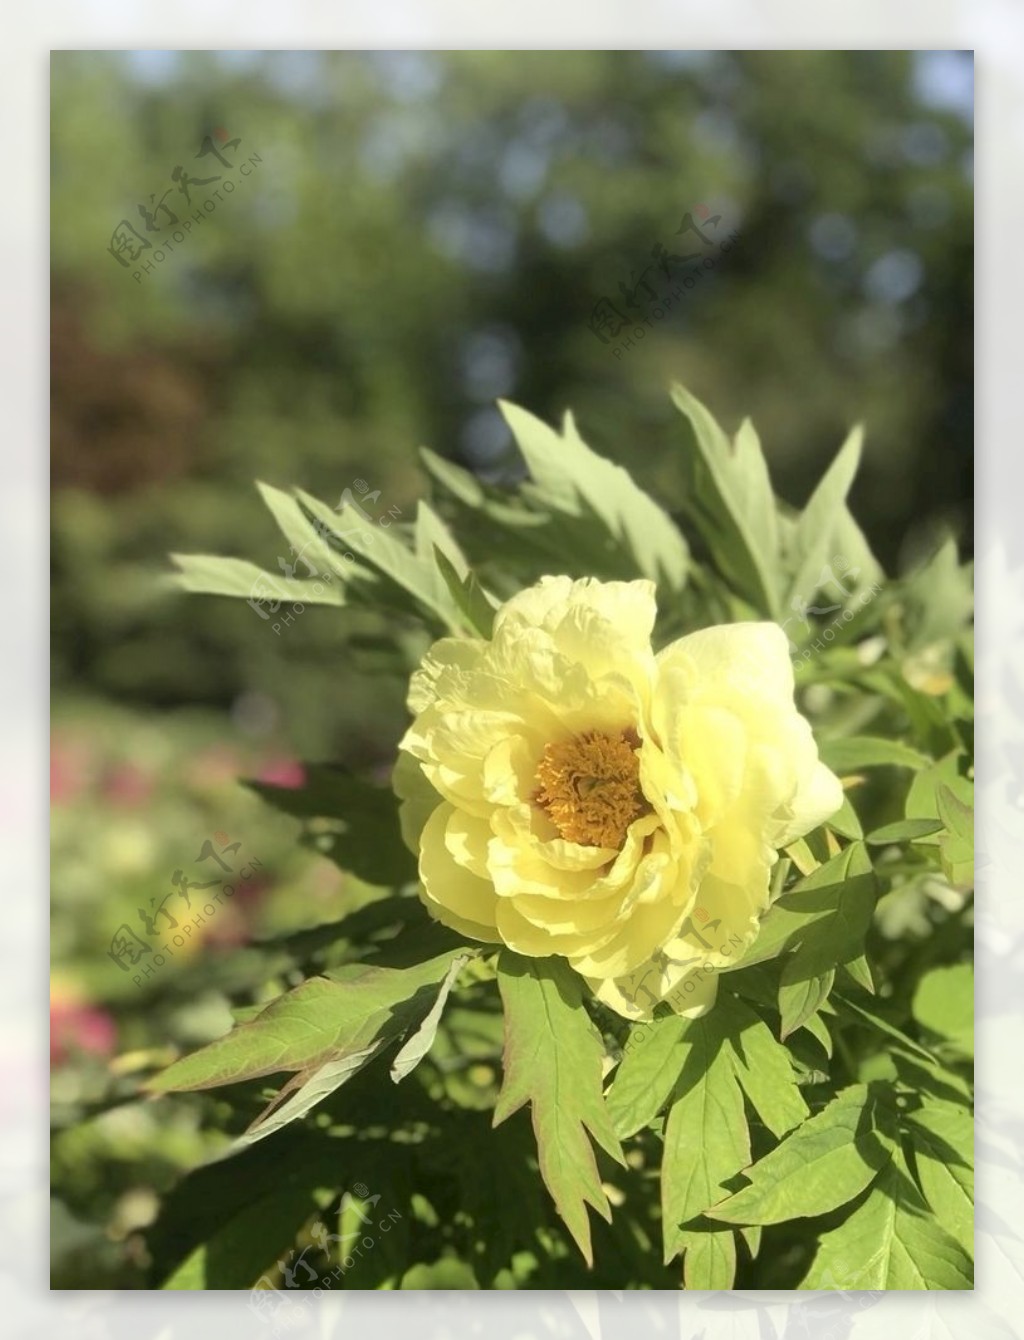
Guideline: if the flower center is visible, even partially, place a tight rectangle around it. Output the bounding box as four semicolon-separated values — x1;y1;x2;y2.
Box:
533;727;649;849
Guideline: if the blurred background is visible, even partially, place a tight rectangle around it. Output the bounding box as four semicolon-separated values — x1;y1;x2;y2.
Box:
50;50;973;1286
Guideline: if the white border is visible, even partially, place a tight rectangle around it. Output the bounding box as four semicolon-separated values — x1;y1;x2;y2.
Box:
23;8;1015;1338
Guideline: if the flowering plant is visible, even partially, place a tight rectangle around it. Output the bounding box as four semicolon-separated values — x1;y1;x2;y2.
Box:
149;385;973;1290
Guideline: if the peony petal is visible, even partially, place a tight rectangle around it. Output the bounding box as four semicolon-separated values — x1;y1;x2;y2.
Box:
419;802;499;938
658;621;795;712
392;751;442;854
770;758;845;847
494;896;621;959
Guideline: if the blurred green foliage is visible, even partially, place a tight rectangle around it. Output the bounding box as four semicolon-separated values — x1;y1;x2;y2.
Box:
51;49;972;756
50;697;375;1286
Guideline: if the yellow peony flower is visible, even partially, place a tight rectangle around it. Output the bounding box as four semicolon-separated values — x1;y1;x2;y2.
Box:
394;575;843;1021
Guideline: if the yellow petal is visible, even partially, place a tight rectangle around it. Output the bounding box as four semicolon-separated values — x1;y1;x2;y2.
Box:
419;802;499;939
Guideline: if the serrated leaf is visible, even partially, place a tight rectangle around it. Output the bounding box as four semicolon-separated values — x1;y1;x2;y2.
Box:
168;553;346;607
420;445;487;506
671;382;779;616
906;1098;973;1255
493;953;624;1265
661;1012;750;1263
390;952;471;1082
231;1045;384;1151
785;425;863;613
413;497;468;574
706;1084;893;1226
717;995;809;1138
295;486;461;630
818;736;932;773
779;965;835;1041
828;501;886;593
606;1014;690;1138
256;479;353;580
499;400;689;591
433;544;497;638
801;1148;972;1289
732;844;875;973
147;951;469;1095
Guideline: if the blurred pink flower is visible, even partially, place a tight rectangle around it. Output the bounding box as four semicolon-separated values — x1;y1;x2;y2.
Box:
50;982;116;1066
257;757;306;789
102;762;155;808
50;738;92;805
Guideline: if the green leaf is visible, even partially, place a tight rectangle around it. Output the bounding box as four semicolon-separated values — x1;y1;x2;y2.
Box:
827;502;887;593
390;952;471;1082
499;400;690;591
147;950;470;1095
245;763;416;887
706;1084;893;1226
739;1223;762;1260
168;553;346;607
899;535;974;653
827;793;863;840
906;1098;973;1254
906;751;974;834
605;1014;689;1138
493;953;625;1265
229;1046;384;1152
866;817;945;845
680;1226;737;1290
660;1011;750;1263
801;1148;972;1289
840;954;875;995
256;479;355;580
420;445;486;506
413;497;468;574
833;993;938;1065
719;995;810;1137
818;736;932;773
145;1126;346;1287
799;1009;834;1059
433;544;497;638
937;784;974;889
400;1259;480;1289
161;1187;318;1290
732;843;875;973
295;486;461;630
784;424;863;613
671;382;779;616
912;963;974;1059
778;966;835;1041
